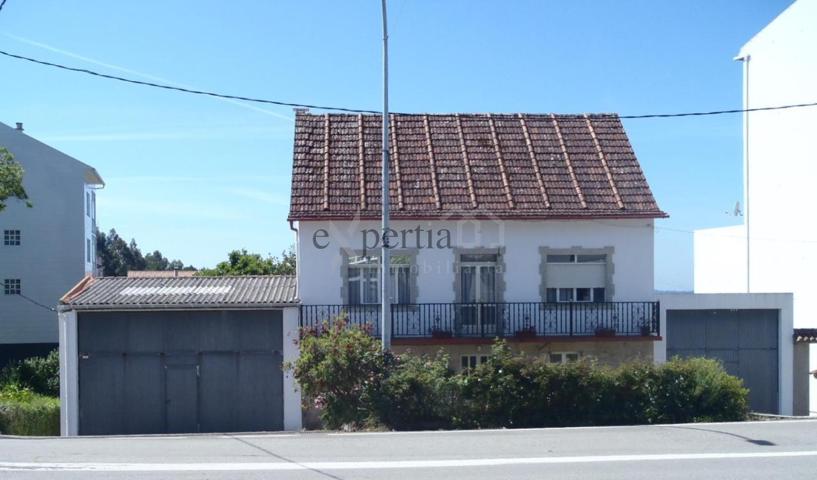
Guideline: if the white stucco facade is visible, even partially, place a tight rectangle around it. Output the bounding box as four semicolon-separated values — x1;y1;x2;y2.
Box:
694;0;817;413
296;218;655;305
0;122;103;348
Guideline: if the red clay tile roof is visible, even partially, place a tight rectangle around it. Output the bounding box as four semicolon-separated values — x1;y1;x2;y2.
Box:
288;112;666;220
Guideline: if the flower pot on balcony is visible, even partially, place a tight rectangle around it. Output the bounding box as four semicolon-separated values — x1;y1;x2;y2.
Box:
514;327;537;339
430;328;453;339
594;326;616;337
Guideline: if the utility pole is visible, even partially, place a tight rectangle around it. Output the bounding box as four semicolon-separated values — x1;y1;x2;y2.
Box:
380;0;392;350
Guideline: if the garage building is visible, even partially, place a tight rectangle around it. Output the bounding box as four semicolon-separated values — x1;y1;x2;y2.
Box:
58;275;301;436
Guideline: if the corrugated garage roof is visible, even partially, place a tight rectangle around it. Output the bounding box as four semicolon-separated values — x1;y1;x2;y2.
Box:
794;328;817;343
60;275;298;311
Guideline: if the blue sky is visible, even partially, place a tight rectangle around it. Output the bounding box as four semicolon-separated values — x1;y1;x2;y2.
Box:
0;0;792;290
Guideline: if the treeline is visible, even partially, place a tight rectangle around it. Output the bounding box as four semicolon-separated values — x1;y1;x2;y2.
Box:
95;228;196;276
95;228;296;277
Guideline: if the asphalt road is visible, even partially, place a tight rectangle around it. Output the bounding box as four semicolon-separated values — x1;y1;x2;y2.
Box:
1;420;817;479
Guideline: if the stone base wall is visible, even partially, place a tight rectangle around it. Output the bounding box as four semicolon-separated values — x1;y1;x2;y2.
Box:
392;339;654;370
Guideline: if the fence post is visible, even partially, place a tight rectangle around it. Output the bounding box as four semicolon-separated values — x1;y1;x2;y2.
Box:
655;301;661;336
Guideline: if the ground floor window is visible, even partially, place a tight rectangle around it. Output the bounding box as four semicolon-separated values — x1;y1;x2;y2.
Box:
549;352;580;364
461;354;489;370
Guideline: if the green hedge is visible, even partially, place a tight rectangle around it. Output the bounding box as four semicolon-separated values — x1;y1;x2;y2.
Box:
291;323;749;431
0;385;60;436
0;349;60;397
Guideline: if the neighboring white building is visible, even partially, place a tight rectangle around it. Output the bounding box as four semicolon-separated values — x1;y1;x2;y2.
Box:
0;121;103;366
291;111;667;368
694;0;817;414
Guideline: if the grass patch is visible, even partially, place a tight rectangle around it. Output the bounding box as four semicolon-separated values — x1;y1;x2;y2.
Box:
0;384;60;436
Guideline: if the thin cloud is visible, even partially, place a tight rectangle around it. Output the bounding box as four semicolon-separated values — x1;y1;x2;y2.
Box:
224;187;290;206
2;32;294;122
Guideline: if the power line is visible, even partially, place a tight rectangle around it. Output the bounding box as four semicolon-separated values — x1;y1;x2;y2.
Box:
17;293;57;312
619;102;817;119
0;49;380;114
0;0;7;13
2;48;817;118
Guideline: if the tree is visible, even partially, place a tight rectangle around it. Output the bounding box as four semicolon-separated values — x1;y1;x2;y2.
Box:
197;247;296;276
0;147;30;212
96;228;193;276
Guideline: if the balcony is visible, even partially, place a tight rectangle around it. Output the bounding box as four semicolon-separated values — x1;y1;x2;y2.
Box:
299;302;660;340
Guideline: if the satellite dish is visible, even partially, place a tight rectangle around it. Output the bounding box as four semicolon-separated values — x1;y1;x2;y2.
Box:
734;201;743;217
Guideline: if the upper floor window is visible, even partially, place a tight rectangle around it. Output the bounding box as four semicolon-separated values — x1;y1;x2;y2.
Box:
546;254;606;264
86;192;91;218
546;287;605;303
86;238;91;263
347;254;411;305
92;191;96;220
544;249;610;303
3;230;21;246
4;279;21;295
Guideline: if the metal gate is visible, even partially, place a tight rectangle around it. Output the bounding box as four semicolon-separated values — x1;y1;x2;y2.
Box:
666;309;779;414
78;310;284;435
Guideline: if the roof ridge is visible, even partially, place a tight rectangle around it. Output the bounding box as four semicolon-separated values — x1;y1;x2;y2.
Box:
455;114;478;209
389;113;404;211
585;115;625;210
423;115;442;210
487;114;515;210
550;114;588;209
518;114;551;209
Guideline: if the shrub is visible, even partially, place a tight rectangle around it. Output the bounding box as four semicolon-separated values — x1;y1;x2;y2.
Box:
287;318;392;430
375;353;458;430
650;357;749;423
292;331;749;431
0;349;60;397
0;384;60;436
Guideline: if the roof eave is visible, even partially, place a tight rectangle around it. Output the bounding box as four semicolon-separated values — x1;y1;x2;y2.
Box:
61;301;300;313
288;211;669;222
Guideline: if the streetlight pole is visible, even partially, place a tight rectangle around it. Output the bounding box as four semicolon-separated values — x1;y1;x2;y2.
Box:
380;0;392;350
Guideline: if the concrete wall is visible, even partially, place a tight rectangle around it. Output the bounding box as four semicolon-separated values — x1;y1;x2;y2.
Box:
1;122;100;346
296;218;655;304
793;343;811;416
692;0;817;414
656;292;794;415
694;225;746;294
393;340;654;371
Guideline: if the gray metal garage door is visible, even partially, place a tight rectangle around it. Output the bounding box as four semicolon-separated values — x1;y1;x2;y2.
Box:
78;310;284;435
667;309;778;414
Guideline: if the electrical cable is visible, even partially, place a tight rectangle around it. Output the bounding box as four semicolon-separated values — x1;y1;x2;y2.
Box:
2;48;817;118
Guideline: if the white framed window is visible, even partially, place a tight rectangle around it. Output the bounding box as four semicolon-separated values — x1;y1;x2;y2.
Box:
460;354;489;370
86;238;91;263
347;254;411;305
546;254;606;264
549;352;580;364
546;287;605;303
3;229;21;246
86;192;91;217
4;279;21;295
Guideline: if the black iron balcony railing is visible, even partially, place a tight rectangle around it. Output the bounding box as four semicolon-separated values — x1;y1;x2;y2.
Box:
299;301;660;339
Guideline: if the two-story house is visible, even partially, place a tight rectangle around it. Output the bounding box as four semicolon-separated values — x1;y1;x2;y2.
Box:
0;121;103;366
291;111;667;368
